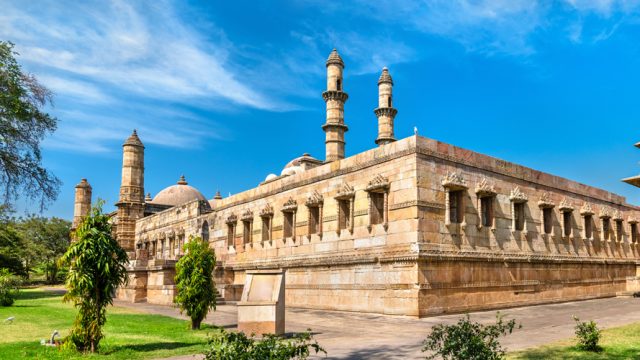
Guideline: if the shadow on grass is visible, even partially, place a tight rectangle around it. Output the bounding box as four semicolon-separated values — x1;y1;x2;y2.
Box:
335;344;418;359
17;290;64;301
510;345;640;360
104;341;197;354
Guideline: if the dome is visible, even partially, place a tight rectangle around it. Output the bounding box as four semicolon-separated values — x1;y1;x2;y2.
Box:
281;153;322;174
264;173;278;182
152;175;206;207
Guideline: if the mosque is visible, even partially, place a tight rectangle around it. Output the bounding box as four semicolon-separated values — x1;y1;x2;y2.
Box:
72;49;640;317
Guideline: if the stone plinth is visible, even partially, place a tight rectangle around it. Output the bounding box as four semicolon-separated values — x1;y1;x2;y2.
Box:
238;269;285;335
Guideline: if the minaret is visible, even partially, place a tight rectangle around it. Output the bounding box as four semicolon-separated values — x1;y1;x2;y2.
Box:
115;130;145;254
72;178;92;231
322;49;349;162
374;67;397;146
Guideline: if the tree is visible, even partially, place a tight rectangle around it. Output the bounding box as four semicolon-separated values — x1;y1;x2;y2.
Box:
0;209;26;276
174;236;217;330
59;201;128;353
0;41;60;210
16;216;70;282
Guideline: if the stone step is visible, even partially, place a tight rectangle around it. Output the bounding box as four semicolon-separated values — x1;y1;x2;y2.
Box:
616;291;640;298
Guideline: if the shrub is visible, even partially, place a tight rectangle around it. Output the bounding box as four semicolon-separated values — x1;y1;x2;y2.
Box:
204;328;326;360
573;316;601;352
422;312;520;360
0;268;20;306
174;237;217;330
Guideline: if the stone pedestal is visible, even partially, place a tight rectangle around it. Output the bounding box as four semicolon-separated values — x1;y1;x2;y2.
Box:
238;269;285;336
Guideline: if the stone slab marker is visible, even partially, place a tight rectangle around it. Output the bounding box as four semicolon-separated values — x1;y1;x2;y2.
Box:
237;269;285;336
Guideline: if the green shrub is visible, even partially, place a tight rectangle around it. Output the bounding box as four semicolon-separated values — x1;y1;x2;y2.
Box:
204;327;326;360
0;268;20;306
573;316;601;352
422;312;520;360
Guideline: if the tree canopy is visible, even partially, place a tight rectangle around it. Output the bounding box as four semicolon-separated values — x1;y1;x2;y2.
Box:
0;40;60;210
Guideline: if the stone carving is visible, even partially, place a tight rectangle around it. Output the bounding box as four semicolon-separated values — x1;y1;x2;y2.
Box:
558;197;574;212
537;192;555;209
335;182;355;199
599;207;612;219
282;197;298;212
612;209;623;221
305;190;324;207
441;172;467;190
509;187;528;203
226;214;238;224
580;202;594;216
366;174;390;192
241;209;254;221
260;204;274;217
629;215;639;224
475;177;496;197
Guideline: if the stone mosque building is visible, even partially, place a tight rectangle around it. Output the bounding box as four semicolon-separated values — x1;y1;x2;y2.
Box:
72;49;640;317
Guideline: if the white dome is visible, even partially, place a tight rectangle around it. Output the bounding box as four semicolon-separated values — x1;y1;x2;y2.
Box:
152;175;206;207
265;173;278;181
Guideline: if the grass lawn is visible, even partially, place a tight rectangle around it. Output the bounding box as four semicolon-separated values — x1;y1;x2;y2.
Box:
508;322;640;359
0;288;213;359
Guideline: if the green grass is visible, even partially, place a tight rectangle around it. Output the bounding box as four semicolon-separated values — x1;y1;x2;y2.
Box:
508;323;640;359
0;288;213;359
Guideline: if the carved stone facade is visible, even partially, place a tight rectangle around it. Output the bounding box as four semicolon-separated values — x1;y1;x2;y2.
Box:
74;50;640;316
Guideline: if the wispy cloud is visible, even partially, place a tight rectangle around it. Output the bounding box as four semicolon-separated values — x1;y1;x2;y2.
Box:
0;0;292;153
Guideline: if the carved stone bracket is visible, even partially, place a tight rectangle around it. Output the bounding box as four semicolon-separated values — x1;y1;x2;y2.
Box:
537;192;555;209
442;172;467;191
629;215;639;225
558;197;574;213
335;182;355;200
282;197;298;213
260;204;274;218
366;174;390;192
599;207;612;219
509;186;528;204
305;190;324;207
241;209;254;222
474;177;496;197
226;214;238;224
612;209;623;221
580;202;594;216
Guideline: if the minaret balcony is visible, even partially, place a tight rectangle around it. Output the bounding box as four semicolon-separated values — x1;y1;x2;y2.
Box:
322;90;349;102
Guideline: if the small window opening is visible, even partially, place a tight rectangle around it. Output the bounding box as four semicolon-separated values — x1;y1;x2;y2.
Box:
308;206;320;235
388;96;392;108
338;199;350;231
449;190;464;224
243;220;251;246
201;221;209;242
584;215;593;239
480;197;493;227
543;208;553;234
616;220;623;241
261;216;271;242
514;203;525;231
602;218;611;240
632;223;638;243
336;79;341;91
284;212;294;238
563;212;572;237
370;192;385;225
227;223;235;247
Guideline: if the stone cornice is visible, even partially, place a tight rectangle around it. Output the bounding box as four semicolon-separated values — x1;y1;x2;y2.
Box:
374;107;397;117
322;90;348;102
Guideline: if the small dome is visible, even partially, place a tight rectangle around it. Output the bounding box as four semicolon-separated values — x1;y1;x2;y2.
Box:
265;173;278;181
152;175;206;207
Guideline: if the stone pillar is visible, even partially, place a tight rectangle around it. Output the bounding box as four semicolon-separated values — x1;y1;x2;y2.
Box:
375;67;397;146
72;178;92;231
115;130;145;255
322;49;349;162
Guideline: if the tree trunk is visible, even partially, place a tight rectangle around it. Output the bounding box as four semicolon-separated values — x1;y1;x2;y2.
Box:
192;318;202;330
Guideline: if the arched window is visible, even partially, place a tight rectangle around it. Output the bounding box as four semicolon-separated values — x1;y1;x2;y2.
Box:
201;220;209;242
388;96;392;108
336;79;341;91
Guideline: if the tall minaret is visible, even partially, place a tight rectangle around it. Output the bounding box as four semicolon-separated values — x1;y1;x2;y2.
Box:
72;178;92;231
322;49;349;162
115;130;145;254
374;67;397;146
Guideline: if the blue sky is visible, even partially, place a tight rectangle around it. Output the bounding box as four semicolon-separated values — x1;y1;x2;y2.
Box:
1;0;640;219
